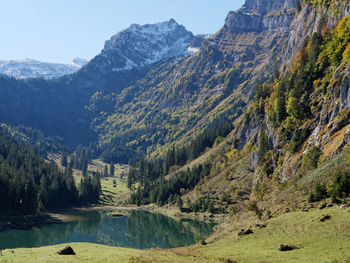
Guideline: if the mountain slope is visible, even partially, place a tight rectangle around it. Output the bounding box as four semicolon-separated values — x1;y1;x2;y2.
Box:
127;0;350;214
0;2;298;161
0;19;196;148
0;58;88;79
89;0;298;161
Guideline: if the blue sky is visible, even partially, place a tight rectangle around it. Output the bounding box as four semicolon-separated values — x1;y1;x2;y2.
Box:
0;0;245;63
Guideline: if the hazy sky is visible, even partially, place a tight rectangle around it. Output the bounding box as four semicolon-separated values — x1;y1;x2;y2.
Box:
0;0;245;63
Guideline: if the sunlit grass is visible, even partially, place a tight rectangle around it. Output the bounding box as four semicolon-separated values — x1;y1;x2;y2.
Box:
2;206;350;262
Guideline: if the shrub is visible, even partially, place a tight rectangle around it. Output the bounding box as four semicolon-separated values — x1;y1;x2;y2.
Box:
229;205;238;217
302;146;321;171
256;210;263;220
248;201;259;213
330;170;350;202
308;183;328;202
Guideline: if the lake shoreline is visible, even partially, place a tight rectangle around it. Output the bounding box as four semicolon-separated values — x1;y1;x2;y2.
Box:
0;213;62;233
0;203;223;233
0;208;215;252
51;204;225;223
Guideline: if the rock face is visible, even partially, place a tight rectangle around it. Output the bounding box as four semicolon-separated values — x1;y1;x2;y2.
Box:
90;19;194;73
225;0;296;33
242;0;296;14
0;58;88;79
340;68;350;109
282;1;349;67
205;0;296;94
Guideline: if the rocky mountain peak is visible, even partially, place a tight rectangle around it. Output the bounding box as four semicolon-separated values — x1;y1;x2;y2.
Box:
224;0;296;32
93;19;194;73
240;0;296;15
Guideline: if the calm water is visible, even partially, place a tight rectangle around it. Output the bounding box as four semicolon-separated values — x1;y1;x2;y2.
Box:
0;210;215;250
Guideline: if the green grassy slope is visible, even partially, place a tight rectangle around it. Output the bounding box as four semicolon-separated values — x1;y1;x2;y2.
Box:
1;206;350;263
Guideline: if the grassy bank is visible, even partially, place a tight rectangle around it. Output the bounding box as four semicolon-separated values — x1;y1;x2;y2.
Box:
1;206;350;263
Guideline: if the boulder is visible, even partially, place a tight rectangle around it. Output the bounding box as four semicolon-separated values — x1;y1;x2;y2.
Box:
340;204;347;210
319;203;327;210
238;229;253;236
57;246;76;255
278;244;296;251
320;215;331;222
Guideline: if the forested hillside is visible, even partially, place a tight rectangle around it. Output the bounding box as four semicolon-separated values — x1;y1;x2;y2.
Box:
0;135;100;213
127;0;350;212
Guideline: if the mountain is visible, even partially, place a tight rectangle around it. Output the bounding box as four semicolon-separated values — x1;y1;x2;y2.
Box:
97;18;196;72
0;0;348;169
84;0;298;161
0;19;199;149
1;0;350;260
0;58;88;79
0;1;306;161
72;19;201;94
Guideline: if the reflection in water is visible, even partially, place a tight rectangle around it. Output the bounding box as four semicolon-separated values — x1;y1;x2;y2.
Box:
0;210;215;250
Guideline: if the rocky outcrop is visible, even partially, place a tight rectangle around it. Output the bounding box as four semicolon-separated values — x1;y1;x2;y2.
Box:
241;0;296;15
282;1;350;67
206;0;296;88
225;12;264;32
340;68;350;109
225;4;295;33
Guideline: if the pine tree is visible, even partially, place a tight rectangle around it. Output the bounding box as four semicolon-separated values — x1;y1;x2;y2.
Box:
110;163;115;177
37;176;48;211
104;165;108;177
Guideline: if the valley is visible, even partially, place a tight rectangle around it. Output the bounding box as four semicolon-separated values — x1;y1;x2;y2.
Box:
0;0;350;262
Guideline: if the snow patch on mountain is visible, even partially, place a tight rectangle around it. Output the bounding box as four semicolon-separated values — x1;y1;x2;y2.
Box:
0;58;88;79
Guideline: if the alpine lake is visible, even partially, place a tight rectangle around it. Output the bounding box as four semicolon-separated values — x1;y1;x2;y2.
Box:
0;209;215;250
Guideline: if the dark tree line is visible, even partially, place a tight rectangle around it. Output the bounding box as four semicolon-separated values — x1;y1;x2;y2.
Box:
127;119;232;207
66;145;92;175
130;163;212;206
128;119;233;189
0;135;100;213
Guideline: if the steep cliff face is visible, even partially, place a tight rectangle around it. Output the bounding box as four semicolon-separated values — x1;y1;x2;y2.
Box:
282;1;350;67
203;0;295;98
225;0;296;32
241;1;350;183
242;0;296;14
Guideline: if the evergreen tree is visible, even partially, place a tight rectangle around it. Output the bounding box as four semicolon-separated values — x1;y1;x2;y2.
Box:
257;126;269;165
0;135;97;213
104;165;109;177
110;163;115;177
37;176;48;211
